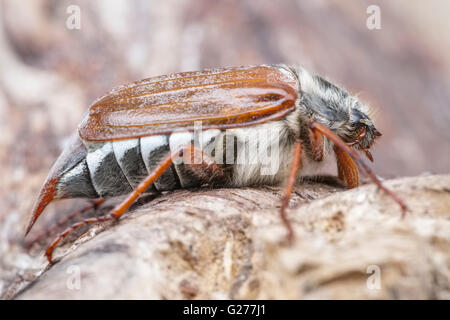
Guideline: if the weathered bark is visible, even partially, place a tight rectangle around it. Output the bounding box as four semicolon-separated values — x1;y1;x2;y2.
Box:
1;0;450;301
3;174;449;299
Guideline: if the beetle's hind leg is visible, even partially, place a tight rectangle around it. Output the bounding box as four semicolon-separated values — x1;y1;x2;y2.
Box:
44;149;177;264
44;144;225;264
26;198;104;250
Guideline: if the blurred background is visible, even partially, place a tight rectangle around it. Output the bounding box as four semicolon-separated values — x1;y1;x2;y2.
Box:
0;0;449;296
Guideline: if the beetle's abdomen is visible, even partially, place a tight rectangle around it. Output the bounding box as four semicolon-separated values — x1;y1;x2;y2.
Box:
59;130;224;199
83;136;177;197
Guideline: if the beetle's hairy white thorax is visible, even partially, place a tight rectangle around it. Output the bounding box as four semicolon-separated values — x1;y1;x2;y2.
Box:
222;121;293;187
224;118;334;187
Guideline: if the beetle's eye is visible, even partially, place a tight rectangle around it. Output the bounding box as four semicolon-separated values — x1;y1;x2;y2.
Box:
350;109;368;129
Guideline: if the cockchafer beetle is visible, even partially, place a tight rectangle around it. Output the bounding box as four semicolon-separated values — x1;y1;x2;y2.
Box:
25;65;407;263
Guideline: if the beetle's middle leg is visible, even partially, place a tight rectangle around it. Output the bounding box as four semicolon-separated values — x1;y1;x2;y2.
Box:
280;140;303;243
181;144;228;186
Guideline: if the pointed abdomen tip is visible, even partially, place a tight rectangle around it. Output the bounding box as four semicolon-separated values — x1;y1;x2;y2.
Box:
25;177;59;236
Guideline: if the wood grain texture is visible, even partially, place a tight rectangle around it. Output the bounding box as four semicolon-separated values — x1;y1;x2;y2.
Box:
1;0;450;300
2;175;449;299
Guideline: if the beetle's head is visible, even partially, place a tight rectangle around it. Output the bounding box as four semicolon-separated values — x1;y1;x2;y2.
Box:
345;107;382;160
296;67;382;161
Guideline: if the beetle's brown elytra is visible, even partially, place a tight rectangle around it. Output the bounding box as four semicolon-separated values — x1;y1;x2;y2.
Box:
79;66;298;142
25;65;408;263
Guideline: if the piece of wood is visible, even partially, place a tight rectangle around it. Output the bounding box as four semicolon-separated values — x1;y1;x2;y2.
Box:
2;174;449;299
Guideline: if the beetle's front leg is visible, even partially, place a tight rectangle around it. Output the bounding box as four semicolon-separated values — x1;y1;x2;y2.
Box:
334;145;359;189
308;127;324;161
310;121;408;215
307;127;358;188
